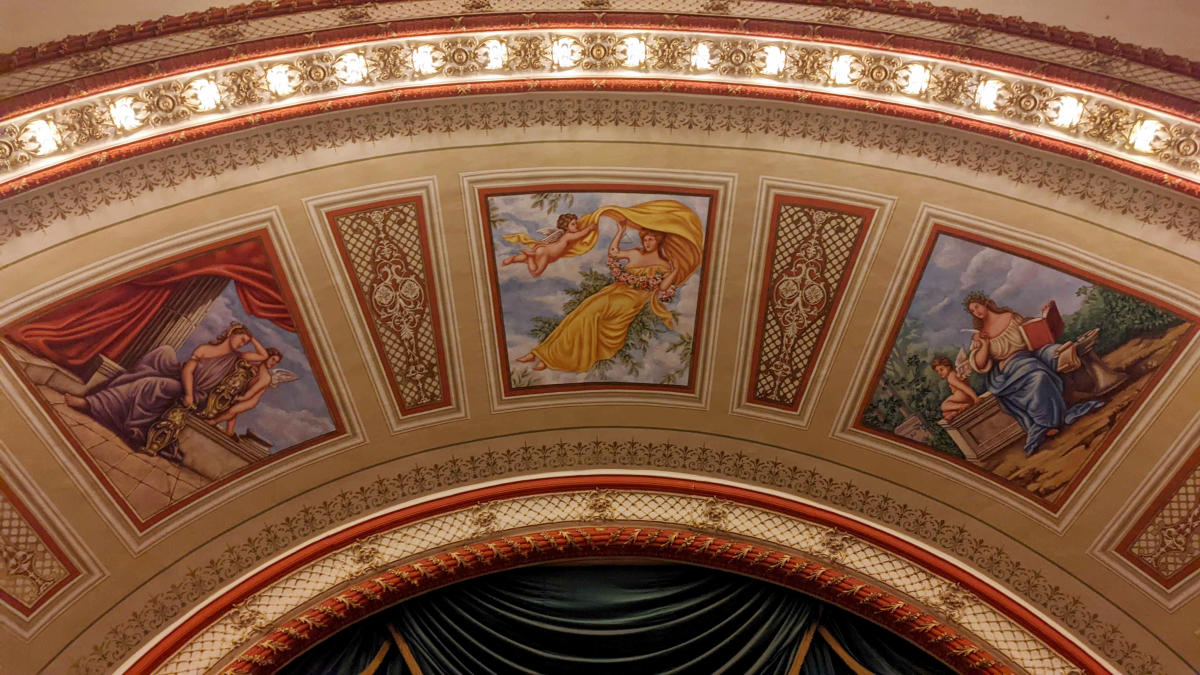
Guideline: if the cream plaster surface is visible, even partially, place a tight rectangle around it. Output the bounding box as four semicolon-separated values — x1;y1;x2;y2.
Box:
0;138;1198;672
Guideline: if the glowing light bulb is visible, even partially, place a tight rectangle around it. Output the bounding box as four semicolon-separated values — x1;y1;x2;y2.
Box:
552;38;581;68
1129;118;1166;152
183;78;222;111
829;54;857;85
1047;95;1084;129
265;64;299;96
19;119;61;155
334;52;368;84
108;96;143;131
412;45;439;75
899;64;930;95
760;46;786;76
975;79;1003;111
691;43;713;71
622;36;646;68
482;39;507;70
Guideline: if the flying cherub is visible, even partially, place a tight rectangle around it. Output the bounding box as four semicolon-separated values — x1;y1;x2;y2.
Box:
931;350;979;421
501;213;597;278
208;348;299;436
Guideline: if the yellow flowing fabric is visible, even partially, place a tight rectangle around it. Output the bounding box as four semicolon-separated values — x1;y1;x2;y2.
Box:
529;200;704;373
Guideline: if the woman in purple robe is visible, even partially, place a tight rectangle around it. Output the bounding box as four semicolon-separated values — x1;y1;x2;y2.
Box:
65;322;271;447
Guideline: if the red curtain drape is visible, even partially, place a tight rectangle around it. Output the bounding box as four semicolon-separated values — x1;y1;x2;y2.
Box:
8;240;294;373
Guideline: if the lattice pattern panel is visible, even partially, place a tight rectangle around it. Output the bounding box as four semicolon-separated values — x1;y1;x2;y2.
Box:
329;200;449;414
0;479;72;613
1122;458;1200;585
749;204;866;409
155;489;1078;674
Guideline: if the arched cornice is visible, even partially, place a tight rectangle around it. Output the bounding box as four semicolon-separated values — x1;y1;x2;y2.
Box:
122;475;1108;674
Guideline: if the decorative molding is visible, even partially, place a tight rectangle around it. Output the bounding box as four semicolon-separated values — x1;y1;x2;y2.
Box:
4;0;1200;112
74;440;1169;675
304;178;467;433
460;167;734;412
0;444;104;640
831;203;1200;533
1092;413;1200;611
0;209;366;553
732;178;894;427
4;24;1200;197
4;93;1200;267
130;479;1101;674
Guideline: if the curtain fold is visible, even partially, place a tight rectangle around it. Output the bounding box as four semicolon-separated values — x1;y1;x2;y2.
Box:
282;565;957;675
7;239;294;374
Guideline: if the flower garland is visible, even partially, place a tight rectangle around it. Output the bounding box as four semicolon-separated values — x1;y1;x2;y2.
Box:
607;254;678;303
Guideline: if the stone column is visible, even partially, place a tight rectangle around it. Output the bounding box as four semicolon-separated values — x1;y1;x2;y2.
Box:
115;275;231;369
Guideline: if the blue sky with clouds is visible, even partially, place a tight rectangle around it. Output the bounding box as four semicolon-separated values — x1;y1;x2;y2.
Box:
178;283;335;452
489;191;711;386
907;234;1093;351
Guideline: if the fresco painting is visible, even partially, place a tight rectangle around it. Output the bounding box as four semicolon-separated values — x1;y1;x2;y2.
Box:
0;235;339;526
859;230;1195;507
485;189;714;393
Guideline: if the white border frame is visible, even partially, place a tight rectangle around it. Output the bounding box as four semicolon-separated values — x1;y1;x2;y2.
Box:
460;167;735;413
0;208;366;553
730;176;897;428
830;203;1200;533
303;177;468;433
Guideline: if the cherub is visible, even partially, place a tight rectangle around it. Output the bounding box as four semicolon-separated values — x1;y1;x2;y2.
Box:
208;348;298;436
501;212;596;278
932;351;979;421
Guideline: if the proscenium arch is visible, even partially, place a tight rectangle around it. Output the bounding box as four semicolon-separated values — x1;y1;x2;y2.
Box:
124;475;1110;674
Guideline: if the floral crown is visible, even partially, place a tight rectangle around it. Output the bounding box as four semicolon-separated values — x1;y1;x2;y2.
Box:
962;290;990;311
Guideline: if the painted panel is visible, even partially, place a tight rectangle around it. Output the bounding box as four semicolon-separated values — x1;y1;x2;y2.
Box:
1117;447;1200;589
746;197;875;411
0;233;343;530
323;197;451;416
480;185;717;395
0;478;79;618
855;227;1197;510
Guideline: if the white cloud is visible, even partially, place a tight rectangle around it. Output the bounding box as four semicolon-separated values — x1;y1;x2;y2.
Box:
960;248;1013;288
927;297;953;315
245;404;334;451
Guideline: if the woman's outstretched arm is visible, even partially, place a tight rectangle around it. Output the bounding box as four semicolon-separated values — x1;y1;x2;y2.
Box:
241;336;271;362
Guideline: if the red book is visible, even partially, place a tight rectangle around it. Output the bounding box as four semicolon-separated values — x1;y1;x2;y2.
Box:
1020;301;1064;351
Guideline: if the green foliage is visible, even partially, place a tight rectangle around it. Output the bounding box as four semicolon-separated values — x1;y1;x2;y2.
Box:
659;333;693;385
487;201;508;229
1061;284;1183;354
529;192;575;215
862;319;965;459
529;269;680;380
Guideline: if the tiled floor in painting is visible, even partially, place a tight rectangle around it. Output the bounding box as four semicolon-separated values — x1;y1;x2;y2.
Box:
37;385;211;522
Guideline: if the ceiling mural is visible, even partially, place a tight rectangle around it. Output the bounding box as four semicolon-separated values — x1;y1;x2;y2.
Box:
856;226;1197;511
0;233;344;529
4;1;1200;674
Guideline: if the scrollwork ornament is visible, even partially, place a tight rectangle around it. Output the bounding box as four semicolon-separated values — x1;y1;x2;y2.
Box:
441;38;484;77
53;103;112;147
929;66;980;107
1160;125;1200;171
0;124;30;171
137;82;193;126
578;33;623;70
856;54;903;94
221;68;268;107
715;40;757;77
1000;81;1053;124
649;36;692;71
1081;102;1135;144
507;36;549;71
785;47;832;84
367;46;414;82
296;53;340;94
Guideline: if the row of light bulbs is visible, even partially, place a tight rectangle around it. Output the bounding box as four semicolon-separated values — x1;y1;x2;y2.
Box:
12;36;1171;159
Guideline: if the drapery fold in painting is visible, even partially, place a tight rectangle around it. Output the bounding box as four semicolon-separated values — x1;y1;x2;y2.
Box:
280;565;954;675
7;240;293;374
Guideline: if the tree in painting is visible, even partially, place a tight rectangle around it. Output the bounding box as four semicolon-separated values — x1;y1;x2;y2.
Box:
861;233;1191;505
489;191;710;389
1;237;337;523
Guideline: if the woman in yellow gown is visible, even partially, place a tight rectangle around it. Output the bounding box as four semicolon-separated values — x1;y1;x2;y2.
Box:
516;200;704;373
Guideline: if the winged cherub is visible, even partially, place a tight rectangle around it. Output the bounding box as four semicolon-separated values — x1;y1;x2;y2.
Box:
931;350;979;421
501;212;596;278
208;348;299;436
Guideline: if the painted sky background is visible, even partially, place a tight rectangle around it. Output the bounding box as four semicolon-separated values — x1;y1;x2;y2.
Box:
179;282;335;452
490;191;711;386
907;234;1093;351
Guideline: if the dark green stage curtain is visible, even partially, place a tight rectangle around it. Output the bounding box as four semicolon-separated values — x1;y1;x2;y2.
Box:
282;565;955;675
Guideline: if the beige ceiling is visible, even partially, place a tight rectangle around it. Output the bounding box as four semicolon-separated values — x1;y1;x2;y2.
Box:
1;2;1200;674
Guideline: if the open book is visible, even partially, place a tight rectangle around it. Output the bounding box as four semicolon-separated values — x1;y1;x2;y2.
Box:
1019;300;1064;351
